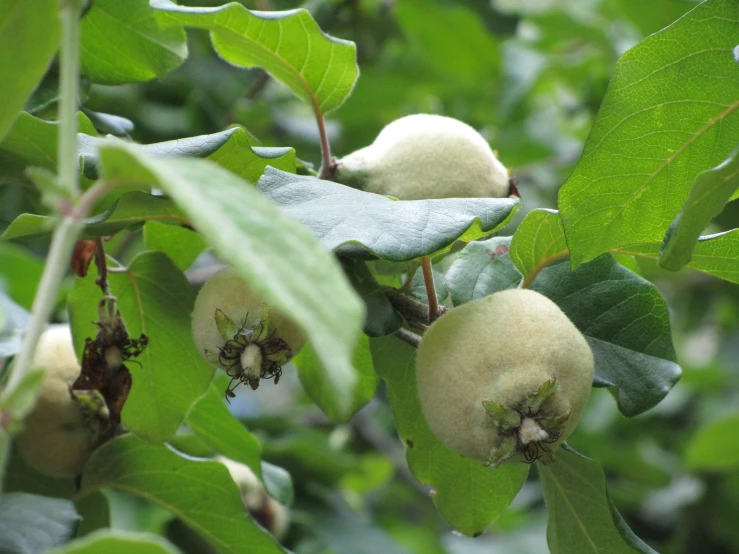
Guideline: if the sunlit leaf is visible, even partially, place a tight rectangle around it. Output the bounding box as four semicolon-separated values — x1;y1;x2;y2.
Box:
559;0;739;267
660;145;739;270
0;0;60;141
80;0;187;85
151;0;358;114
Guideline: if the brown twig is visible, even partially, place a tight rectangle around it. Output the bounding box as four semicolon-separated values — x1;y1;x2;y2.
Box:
93;237;111;296
420;256;439;323
394;328;421;349
382;286;443;326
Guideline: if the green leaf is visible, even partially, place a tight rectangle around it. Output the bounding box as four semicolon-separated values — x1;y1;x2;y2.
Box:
0;242;43;310
341;258;403;337
0;0;60;141
80;0;187;85
48;530;180;554
186;383;263;478
370;335;529;536
660;145;739;270
2;192;188;242
509;209;568;287
79;127;294;181
96;140;364;421
532;256;680;416
206;128;296;183
151;0;358;114
79;434;283;554
616;229;739;285
73;491;110;538
685;412;739;471
143;220;207;271
445;236;522;306
294;333;378;423
79;128;236;179
0;111;97;171
258;169;519;262
559;0;739;267
0;493;79;554
0;368;44;422
68;252;214;442
540;449;656;554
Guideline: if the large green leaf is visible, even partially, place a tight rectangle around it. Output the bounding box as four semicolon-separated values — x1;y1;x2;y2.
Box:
48;530;180;554
294;333;378;423
0;0;60;141
79;127;294;180
559;0;739;267
68;252;214;442
509;209;568;287
79;434;283;554
0;493;79;554
685;412;739;471
2;191;187;242
532;256;680;417
186;383;263;478
258;169;518;262
80;0;187;85
370;335;529;536
151;0;358;114
445;236;522;306
616;229;739;285
660;145;739;270
96;141;364;421
539;448;656;554
0;111;97;171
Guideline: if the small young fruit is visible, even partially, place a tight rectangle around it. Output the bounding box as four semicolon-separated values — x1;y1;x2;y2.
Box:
415;289;594;467
218;457;290;541
17;325;106;478
335;114;510;200
191;268;305;394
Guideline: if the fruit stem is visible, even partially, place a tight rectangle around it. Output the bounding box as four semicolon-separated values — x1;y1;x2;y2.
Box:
420;256;439;322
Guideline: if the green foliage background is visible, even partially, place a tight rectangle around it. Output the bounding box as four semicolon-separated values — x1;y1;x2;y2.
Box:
1;0;738;553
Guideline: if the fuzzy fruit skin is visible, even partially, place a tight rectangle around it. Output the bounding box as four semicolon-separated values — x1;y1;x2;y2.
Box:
218;457;290;541
335;114;509;200
17;326;105;478
415;289;594;464
191;268;305;372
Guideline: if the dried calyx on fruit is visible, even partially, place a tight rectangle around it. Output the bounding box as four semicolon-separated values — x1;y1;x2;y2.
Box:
191;268;305;399
17;325;107;478
334;114;512;200
415;289;594;468
218;457;290;541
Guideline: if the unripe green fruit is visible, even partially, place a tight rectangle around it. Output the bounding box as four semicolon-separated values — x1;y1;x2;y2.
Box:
191;268;305;392
416;289;594;467
218;457;290;541
335;114;510;200
17;326;106;478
